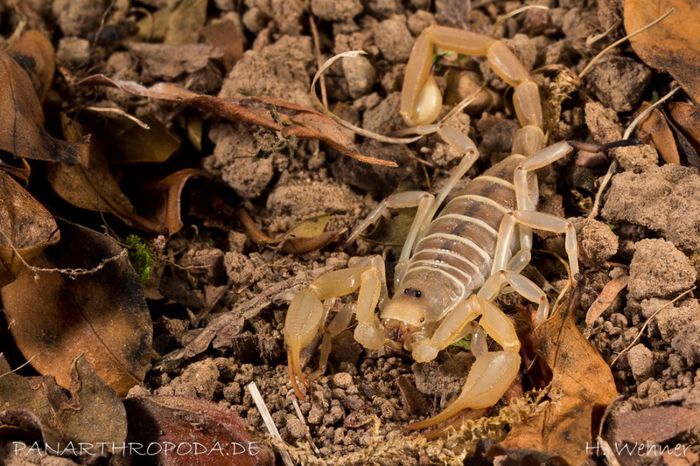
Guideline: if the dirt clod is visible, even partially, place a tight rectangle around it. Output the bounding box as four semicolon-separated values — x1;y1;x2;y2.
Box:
342;55;377;98
602;165;700;254
374;16;414;62
156;359;220;400
311;0;363;21
611;144;658;172
586;56;653;112
576;218;619;267
585;102;623;145
207;124;275;199
52;0;108;36
627;344;654;382
56;37;90;66
220;35;314;106
628;239;697;301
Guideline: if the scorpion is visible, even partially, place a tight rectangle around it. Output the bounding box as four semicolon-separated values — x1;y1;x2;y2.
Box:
284;25;580;431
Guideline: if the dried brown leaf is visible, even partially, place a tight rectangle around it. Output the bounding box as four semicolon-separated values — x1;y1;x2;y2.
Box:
611;406;700;444
0;171;59;287
77;75;397;167
585;275;629;326
102;115;181;164
0;354;128;451
201;17;245;71
364;207;416;246
235;209;341;254
494;303;618;465
124;395;274;466
669;101;700;150
0;31;87;164
624;0;700;104
1;221;153;396
638;106;680;164
47;115;165;233
145;168;211;235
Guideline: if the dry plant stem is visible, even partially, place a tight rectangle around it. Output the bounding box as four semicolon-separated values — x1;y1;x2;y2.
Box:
587;86;681;220
610;286;696;367
578;7;676;79
586;21;620;48
84;106;151;129
494;5;548;27
309;15;328;110
0;355;35;380
247;382;295;466
0;229;127;279
292;397;320;455
310;51;425;145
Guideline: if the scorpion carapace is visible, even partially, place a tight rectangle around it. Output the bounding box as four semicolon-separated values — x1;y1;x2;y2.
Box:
284;25;580;432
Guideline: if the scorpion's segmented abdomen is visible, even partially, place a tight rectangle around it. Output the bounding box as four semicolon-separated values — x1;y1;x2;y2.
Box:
405;155;524;292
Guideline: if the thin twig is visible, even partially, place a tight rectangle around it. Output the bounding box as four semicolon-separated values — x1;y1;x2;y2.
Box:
579;7;675;78
309;15;328;110
0;229;127;279
84;106;151;129
610;286;695;367
292;397;320;455
0;355;36;380
247;382;295;466
495;5;548;26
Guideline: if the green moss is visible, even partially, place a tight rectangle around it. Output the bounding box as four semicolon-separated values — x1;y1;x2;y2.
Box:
126;235;152;283
451;334;472;351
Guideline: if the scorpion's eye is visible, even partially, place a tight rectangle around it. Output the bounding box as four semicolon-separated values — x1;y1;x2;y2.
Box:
404;287;422;298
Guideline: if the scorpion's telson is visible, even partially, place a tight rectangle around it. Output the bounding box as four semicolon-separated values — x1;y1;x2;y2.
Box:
284;25;580;431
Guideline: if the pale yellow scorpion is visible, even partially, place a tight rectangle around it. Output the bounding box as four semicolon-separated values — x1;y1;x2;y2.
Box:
285;26;580;430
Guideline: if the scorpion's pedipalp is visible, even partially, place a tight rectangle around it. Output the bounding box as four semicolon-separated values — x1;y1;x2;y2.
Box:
400;26;494;126
353;268;385;350
400;28;434;126
407;350;521;431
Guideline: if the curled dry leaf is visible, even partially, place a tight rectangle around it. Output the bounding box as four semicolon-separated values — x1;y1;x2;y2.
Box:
1;221;153;396
47;115;165;233
624;0;700;104
493;300;618;465
669;101;700;150
201;17;245;71
638;105;680;164
77;75;397;167
0;171;59;287
585;275;629;326
144;168;211;235
0;354;128;452
124;395;274;466
236;208;342;254
99;115;181;164
363;207;416;246
0;31;87;164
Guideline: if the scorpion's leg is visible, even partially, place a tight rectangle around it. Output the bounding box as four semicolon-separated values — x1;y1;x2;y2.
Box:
285;260;387;398
407;296;521;430
512;141;579;281
347;191;435;290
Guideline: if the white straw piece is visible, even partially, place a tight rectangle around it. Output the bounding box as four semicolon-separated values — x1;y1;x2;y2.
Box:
247;382;295;466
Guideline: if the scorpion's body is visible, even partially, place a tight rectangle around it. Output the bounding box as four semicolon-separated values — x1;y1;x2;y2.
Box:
284;25;580;431
403;155;524;312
